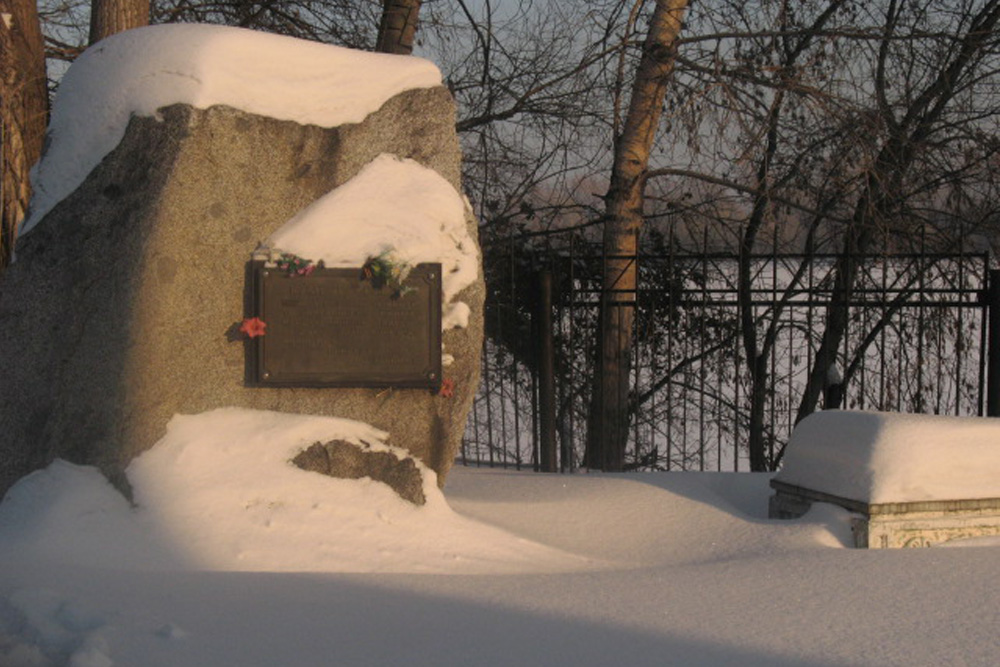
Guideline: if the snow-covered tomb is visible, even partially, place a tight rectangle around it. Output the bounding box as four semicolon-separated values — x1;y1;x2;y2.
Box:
770;411;1000;548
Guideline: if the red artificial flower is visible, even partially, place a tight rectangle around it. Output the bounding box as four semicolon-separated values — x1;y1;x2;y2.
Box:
438;378;455;398
240;317;267;338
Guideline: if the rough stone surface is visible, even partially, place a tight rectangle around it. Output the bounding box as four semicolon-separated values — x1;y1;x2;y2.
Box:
292;440;426;506
0;86;484;496
858;508;1000;548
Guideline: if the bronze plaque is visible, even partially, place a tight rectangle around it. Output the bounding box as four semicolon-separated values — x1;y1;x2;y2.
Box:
249;262;442;388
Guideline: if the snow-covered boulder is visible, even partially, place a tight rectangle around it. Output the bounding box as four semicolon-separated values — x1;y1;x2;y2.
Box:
0;25;483;497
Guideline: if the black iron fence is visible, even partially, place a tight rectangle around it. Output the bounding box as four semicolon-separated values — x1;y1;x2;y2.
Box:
461;234;992;472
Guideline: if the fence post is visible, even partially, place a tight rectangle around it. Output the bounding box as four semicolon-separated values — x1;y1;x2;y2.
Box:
987;269;1000;417
535;270;558;471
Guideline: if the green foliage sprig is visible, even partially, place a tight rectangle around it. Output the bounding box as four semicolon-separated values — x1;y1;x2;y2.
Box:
361;251;414;299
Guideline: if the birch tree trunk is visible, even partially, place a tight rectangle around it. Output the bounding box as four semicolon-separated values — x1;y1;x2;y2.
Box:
0;0;47;272
586;0;688;471
375;0;422;55
89;0;149;45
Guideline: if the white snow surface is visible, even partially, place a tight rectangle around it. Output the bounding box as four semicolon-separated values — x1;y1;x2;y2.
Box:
0;409;580;576
776;410;1000;503
21;24;441;234
267;154;479;316
2;410;999;666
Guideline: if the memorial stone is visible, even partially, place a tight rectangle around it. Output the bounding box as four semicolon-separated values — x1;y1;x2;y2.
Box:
0;27;484;497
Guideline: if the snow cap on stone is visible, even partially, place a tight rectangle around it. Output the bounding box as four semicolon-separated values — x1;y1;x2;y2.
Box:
23;23;442;234
777;410;1000;503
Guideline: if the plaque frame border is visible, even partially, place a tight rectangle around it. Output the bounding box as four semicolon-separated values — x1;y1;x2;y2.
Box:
247;261;443;390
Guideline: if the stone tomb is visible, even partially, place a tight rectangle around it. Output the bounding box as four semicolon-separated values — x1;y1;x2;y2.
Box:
770;410;1000;548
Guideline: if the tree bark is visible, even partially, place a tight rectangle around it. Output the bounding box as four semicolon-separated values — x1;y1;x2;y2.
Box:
89;0;149;45
586;0;688;471
375;0;422;55
0;0;48;272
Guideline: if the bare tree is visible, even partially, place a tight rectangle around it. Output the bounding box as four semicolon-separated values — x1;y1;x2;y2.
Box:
794;0;1000;430
425;0;622;240
639;0;1000;469
725;0;851;471
670;0;853;470
448;0;1000;472
586;0;689;471
1;0;48;273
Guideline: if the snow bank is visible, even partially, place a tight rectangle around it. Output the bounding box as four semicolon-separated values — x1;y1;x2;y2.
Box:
0;460;179;571
0;587;113;667
22;24;442;234
267;154;479;317
0;409;584;574
775;410;1000;503
3;460;999;665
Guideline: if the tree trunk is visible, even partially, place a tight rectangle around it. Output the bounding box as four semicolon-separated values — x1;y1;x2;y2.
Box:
375;0;422;55
586;0;688;471
89;0;149;45
0;0;48;272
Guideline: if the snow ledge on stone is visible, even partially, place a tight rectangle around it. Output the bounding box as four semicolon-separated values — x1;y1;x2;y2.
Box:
266;154;479;326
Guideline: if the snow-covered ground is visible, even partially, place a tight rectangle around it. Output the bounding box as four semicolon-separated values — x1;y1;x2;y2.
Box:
1;409;998;667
